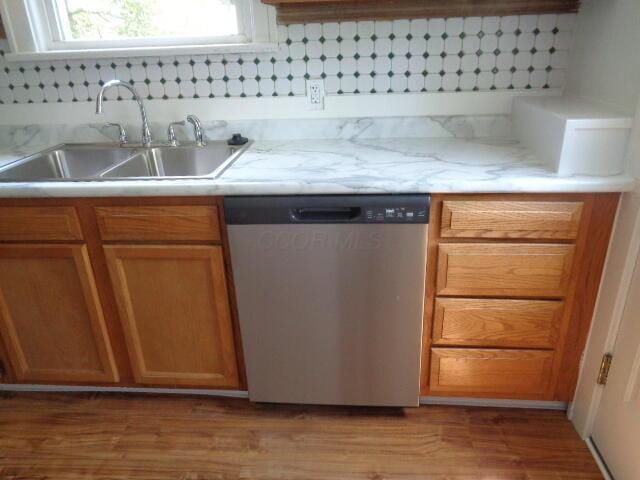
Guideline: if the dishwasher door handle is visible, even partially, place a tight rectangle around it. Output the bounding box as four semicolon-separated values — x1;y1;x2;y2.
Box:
290;207;361;222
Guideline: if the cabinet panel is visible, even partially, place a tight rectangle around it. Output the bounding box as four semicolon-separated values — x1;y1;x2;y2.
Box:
0;245;118;383
433;298;563;348
436;243;575;298
104;245;239;388
95;206;220;242
441;201;583;239
0;206;83;241
430;348;554;397
262;0;580;24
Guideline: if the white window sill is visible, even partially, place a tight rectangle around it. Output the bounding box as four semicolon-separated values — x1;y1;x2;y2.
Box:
4;42;279;62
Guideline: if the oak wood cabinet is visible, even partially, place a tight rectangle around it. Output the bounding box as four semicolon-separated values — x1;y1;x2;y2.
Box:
430;348;555;397
421;193;620;401
432;298;563;349
440;200;583;239
262;0;580;24
104;244;240;388
0;198;243;390
436;243;575;298
0;193;619;404
0;244;118;383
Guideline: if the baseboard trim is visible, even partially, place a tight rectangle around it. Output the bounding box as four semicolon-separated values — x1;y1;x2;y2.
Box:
0;386;568;410
420;396;568;410
0;383;250;398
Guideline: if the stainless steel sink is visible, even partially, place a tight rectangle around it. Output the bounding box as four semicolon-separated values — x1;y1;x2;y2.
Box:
101;143;243;179
0;142;250;181
0;146;135;180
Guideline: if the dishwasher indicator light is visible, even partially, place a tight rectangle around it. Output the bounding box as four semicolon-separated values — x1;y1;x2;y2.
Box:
385;208;395;217
406;211;414;218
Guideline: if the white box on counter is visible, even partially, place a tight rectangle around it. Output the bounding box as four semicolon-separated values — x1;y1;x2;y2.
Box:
513;96;633;176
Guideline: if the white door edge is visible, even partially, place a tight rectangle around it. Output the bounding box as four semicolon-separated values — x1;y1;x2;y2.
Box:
586;437;615;480
570;198;640;438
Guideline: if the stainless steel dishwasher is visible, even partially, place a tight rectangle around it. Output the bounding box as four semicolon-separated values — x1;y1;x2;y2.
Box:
224;195;430;407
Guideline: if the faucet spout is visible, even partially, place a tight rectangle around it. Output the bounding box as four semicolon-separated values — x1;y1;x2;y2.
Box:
96;79;152;147
186;114;206;147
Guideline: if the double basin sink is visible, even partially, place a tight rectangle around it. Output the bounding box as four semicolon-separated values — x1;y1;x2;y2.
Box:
0;142;250;181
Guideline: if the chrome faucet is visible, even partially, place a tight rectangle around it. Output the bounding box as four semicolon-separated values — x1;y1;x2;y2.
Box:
167;121;186;147
96;79;152;147
186;114;206;147
104;122;128;146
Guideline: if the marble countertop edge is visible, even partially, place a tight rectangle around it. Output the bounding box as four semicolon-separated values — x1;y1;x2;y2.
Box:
0;137;635;197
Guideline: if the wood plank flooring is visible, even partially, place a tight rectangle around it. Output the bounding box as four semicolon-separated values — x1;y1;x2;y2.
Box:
0;393;602;480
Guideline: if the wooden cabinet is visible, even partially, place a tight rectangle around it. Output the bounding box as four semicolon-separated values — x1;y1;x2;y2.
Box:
262;0;580;24
432;298;563;349
422;193;620;401
430;348;554;398
0;244;118;383
436;243;575;298
440;200;583;239
0;194;619;403
0;198;242;390
0;206;83;241
104;245;240;388
94;205;220;242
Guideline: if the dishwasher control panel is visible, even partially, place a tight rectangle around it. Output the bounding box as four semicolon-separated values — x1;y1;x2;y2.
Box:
225;195;430;224
365;206;428;223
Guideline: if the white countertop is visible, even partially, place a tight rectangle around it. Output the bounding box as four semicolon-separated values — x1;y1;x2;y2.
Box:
0;137;634;197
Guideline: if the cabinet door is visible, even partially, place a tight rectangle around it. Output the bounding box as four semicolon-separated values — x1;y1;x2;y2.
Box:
104;245;240;388
0;245;118;383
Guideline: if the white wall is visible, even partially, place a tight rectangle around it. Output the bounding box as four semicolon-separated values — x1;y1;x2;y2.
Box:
568;0;640;437
566;0;640;112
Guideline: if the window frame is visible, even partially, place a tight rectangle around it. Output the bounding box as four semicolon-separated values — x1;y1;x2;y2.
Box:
0;0;278;61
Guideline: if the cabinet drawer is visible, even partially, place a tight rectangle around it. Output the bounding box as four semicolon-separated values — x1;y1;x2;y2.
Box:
436;243;575;298
430;348;554;396
0;206;83;241
433;298;563;348
95;206;220;242
441;201;583;239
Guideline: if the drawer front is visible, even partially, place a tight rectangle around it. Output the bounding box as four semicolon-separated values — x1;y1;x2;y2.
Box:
441;201;583;239
95;206;220;242
433;298;563;348
430;348;554;396
0;206;83;241
436;243;575;298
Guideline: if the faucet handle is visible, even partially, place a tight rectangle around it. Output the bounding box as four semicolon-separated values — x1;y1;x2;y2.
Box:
167;121;186;147
186;114;206;147
104;123;128;146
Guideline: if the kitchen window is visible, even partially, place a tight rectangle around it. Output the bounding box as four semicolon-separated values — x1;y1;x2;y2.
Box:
0;0;277;61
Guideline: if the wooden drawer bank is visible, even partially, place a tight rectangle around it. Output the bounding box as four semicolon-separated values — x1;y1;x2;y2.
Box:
422;193;620;402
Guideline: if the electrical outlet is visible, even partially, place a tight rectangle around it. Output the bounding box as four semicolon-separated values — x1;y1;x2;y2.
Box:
306;79;325;111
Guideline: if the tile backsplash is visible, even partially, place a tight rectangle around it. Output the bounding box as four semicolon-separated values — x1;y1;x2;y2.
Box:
0;14;574;105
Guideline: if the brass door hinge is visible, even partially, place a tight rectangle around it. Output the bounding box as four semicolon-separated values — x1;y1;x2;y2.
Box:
597;353;613;385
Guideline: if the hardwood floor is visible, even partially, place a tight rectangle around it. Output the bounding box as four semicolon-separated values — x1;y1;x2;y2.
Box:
0;393;602;480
